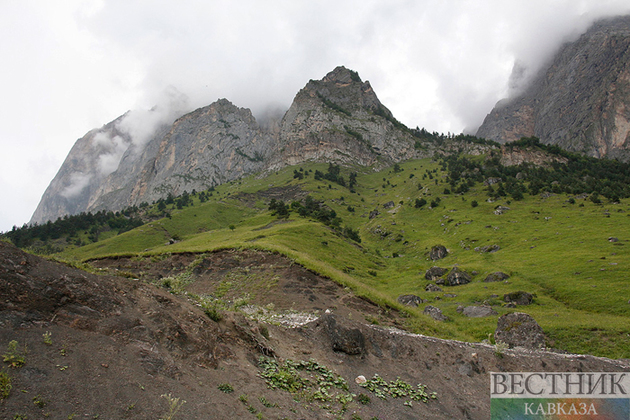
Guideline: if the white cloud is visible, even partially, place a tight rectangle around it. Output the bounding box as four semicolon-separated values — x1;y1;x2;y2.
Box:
61;172;92;199
94;133;128;176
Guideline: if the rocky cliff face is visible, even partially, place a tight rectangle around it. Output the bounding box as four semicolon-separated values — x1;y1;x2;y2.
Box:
477;15;630;160
31;67;424;224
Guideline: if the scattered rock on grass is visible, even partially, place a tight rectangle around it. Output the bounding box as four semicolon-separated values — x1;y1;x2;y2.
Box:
445;267;472;286
495;312;545;349
494;206;510;215
429;245;448;261
425;284;443;292
423;305;448;321
425;266;448;280
503;291;534;306
484;272;510;282
462;306;497;318
397;294;425;307
475;244;501;253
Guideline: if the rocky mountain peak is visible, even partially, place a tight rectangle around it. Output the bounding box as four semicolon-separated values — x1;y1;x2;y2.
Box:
476;15;630;161
32;66;427;224
322;65;362;84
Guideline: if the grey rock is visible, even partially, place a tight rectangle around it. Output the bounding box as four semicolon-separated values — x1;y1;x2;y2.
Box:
397;294;424;307
425;283;443;292
320;314;365;355
495;312;545;349
429;245;448;261
494;206;510;215
503;291;534;306
483;177;502;186
369;209;380;219
484;272;510;282
462;306;497;318
425;266;448;281
383;201;395;209
609;237;619;242
475;245;501;253
423;305;448;321
445;267;472;286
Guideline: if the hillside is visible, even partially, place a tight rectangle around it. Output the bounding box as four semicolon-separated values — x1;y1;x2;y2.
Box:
2;233;629;419
16;150;626;360
477;15;630;160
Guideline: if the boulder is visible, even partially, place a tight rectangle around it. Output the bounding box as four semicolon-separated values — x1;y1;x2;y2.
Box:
445;267;472;286
462;305;497;318
494;206;510;215
320;314;365;355
503;291;533;306
484;177;502;186
369;209;380;219
425;284;443;292
397;294;424;307
423;305;448;321
383;201;395;209
429;245;448;261
484;272;510;282
425;266;448;281
495;312;545;349
475;245;501;253
609;237;619;242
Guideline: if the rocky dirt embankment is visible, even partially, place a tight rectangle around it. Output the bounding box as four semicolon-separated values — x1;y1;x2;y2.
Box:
1;242;628;419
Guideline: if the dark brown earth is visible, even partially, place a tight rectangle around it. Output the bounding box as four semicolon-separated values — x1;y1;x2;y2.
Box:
1;241;629;419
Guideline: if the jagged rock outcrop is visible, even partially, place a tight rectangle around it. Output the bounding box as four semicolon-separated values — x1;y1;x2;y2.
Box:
31;66;424;224
269;66;417;170
477;15;630;161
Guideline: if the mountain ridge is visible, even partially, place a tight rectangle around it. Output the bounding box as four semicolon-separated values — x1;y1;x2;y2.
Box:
477;15;630;159
31;66;427;225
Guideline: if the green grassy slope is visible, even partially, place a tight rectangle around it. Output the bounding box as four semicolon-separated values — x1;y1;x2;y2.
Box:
59;159;630;358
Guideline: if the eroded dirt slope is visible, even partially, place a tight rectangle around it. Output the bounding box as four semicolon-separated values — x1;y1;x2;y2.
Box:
1;242;629;419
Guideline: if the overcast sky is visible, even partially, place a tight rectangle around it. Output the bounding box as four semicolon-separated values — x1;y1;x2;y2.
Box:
2;0;630;231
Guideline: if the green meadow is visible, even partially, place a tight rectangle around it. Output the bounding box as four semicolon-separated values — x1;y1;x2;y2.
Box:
59;158;630;359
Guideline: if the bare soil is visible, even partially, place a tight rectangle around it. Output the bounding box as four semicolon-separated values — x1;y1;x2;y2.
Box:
1;241;629;419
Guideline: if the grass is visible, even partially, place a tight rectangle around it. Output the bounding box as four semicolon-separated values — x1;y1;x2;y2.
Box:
53;159;630;358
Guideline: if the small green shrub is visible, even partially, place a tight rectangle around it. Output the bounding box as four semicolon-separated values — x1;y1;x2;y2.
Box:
3;341;26;368
357;393;371;404
204;307;223;322
217;383;234;393
0;370;11;400
159;393;186;420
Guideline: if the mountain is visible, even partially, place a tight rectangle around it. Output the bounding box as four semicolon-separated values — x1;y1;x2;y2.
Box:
477;15;630;160
31;66;426;225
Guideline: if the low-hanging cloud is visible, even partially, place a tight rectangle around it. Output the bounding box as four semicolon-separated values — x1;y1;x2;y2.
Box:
82;0;630;137
116;85;190;149
93;132;128;176
61;172;92;199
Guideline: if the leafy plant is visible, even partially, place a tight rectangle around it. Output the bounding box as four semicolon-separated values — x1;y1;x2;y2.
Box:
358;374;436;405
33;394;47;408
217;383;234;393
43;332;52;346
494;341;509;358
159;393;186;420
0;370;11;400
3;341;26;368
